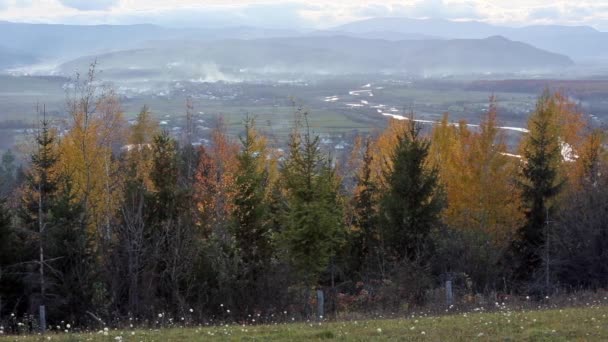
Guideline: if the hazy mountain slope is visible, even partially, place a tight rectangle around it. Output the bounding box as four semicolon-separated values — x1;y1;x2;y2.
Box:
57;35;573;82
335;18;501;38
0;21;302;67
333;18;608;61
0;46;37;69
307;30;442;40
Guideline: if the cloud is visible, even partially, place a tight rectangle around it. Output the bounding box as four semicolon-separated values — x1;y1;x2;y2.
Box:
0;0;607;31
528;6;562;20
0;0;31;11
91;2;314;29
59;0;118;11
408;0;481;19
351;0;482;22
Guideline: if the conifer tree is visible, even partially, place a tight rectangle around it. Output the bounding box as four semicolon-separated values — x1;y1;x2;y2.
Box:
349;136;380;277
19;114;59;317
282;111;345;285
149;131;199;314
232;117;273;274
0;198;17;318
515;91;564;282
380;117;443;262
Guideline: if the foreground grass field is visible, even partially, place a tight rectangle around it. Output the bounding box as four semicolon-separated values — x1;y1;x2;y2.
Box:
2;305;608;341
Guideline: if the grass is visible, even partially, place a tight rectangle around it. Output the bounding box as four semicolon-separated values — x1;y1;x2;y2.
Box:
3;305;608;341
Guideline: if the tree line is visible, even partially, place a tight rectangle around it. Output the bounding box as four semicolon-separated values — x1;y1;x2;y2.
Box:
0;71;606;330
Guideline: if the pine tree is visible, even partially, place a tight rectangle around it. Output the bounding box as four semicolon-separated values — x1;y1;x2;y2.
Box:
515;91;564;282
380;117;443;262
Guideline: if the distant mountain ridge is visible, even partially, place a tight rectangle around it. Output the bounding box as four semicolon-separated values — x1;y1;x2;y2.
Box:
0;21;303;67
57;35;573;82
332;17;608;61
0;19;594;78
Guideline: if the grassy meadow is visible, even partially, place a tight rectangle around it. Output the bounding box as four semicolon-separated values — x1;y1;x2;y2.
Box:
2;305;608;341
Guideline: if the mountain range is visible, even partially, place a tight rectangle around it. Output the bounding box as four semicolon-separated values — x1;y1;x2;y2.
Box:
56;35;573;82
0;18;605;79
333;18;608;62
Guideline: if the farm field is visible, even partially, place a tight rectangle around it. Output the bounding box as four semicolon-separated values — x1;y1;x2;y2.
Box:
2;305;608;341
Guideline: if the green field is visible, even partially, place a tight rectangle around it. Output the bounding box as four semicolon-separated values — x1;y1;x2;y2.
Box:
3;305;608;341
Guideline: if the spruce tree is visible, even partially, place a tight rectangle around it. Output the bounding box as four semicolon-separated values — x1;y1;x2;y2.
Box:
282;111;345;286
515;91;564;282
232;117;272;274
19;114;59;319
349;137;379;277
380;119;443;262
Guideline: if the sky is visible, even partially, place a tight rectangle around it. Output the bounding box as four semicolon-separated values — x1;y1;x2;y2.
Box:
0;0;607;30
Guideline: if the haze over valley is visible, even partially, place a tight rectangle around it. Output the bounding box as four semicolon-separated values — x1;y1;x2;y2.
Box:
1;4;608;152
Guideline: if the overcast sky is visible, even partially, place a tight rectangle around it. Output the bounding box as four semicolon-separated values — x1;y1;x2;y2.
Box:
0;0;607;30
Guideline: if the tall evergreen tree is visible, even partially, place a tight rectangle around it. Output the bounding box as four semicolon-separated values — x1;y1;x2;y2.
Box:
0;198;18;319
232;117;273;275
19;114;59;320
349;137;379;278
380;118;443;262
515;91;564;283
148;131;199;315
282;111;345;286
17;114;96;324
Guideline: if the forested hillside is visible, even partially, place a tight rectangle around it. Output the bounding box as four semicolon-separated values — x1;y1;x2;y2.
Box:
0;67;605;331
